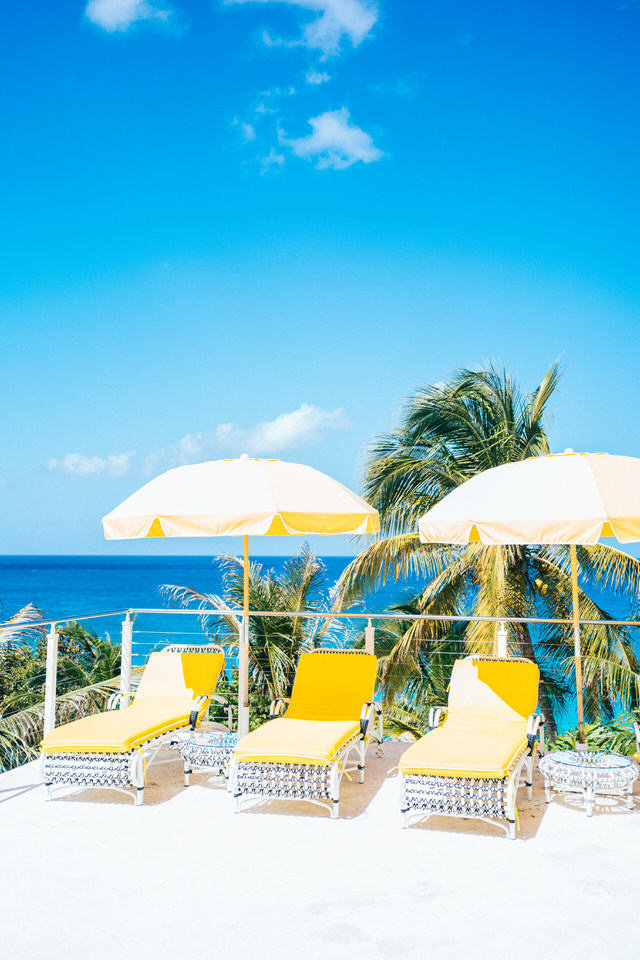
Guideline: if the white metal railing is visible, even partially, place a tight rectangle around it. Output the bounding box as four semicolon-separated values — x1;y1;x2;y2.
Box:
1;606;638;739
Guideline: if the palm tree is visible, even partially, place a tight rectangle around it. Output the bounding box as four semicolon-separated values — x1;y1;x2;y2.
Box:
2;624;121;714
338;364;640;738
162;545;347;726
0;675;123;771
0;610;123;770
356;597;467;738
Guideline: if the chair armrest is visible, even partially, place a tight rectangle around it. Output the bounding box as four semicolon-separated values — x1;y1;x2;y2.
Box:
360;701;381;739
527;713;545;754
107;692;134;711
428;706;446;730
189;693;221;730
269;697;290;719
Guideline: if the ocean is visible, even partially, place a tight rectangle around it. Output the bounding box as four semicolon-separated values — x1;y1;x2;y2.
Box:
0;554;420;655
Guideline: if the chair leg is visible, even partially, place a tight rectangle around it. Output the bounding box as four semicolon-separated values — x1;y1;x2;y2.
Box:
376;708;384;758
45;783;52;802
135;787;144;806
525;756;533;801
330;761;340;818
358;739;366;784
508;819;516;840
184;762;191;787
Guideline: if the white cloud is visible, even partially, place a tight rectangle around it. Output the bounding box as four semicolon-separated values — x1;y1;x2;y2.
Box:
281;107;383;170
49;405;348;479
84;0;173;32
227;0;378;56
214;403;349;453
235;120;257;141
47;451;136;478
151;403;349;467
305;69;331;85
260;146;286;172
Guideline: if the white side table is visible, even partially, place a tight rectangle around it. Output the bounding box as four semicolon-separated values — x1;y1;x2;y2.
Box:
179;732;241;786
539;750;637;816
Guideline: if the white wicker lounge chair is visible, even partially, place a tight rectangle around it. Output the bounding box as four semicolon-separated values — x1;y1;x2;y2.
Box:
399;656;544;839
41;644;229;804
228;649;381;818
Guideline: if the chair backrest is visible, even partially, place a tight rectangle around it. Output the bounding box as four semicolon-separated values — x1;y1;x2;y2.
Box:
446;656;539;729
285;650;377;722
134;649;225;703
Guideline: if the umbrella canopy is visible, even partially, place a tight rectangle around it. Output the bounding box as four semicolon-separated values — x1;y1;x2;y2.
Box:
103;456;379;539
103;456;379;733
418;452;640;546
417;451;640;742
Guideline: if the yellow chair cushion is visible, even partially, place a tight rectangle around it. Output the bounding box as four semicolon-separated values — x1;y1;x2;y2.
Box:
446;657;539;728
135;650;224;700
234;718;360;765
284;651;377;721
399;656;539;779
41;650;225;755
41;696;196;753
398;724;528;778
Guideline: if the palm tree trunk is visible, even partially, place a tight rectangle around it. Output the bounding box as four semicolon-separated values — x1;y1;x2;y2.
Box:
516;622;557;740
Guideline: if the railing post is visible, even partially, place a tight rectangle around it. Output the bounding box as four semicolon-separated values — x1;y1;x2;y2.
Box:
495;621;508;657
43;623;58;736
365;619;375;655
120;612;133;708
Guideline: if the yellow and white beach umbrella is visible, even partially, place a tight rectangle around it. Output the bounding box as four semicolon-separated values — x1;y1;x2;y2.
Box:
103;455;379;732
417;451;640;741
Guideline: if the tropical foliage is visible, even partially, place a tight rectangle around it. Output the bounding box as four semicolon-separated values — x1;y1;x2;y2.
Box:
338;364;640;738
0;609;122;771
551;713;639;756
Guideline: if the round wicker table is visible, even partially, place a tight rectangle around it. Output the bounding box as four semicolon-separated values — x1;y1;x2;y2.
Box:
539;750;638;816
179;731;240;786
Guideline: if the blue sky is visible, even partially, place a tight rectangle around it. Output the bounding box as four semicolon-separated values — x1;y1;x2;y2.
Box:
1;0;640;555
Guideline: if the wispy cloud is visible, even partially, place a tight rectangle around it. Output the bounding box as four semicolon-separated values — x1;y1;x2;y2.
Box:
260;146;286;172
281;107;383;169
84;0;174;31
234;119;257;141
305;69;331;85
47;451;136;477
143;403;348;470
226;0;378;57
216;403;348;453
48;405;349;478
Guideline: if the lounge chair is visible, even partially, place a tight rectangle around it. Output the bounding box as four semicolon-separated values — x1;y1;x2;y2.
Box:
399;656;544;839
41;645;228;804
228;649;381;818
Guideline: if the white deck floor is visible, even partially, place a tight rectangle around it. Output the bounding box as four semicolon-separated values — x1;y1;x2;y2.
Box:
1;743;639;960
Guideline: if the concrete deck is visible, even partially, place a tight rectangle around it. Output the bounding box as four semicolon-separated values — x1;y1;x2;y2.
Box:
1;743;639;959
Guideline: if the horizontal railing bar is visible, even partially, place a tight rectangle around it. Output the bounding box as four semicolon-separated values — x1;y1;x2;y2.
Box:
2;606;639;633
0;609;131;633
129;608;640;627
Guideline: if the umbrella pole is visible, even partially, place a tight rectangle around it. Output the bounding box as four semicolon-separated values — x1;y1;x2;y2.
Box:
570;544;586;745
238;535;250;736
